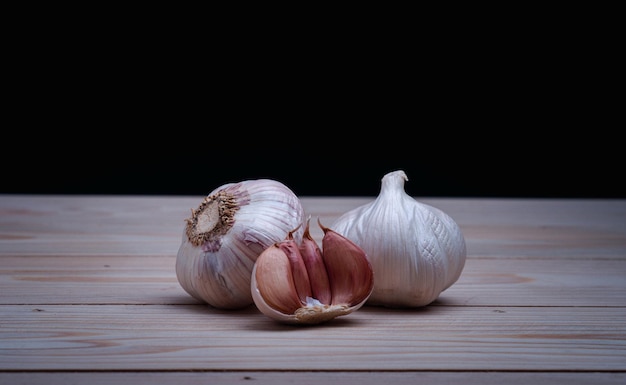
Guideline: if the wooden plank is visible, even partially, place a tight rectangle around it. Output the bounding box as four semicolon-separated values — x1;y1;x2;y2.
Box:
1;196;624;233
1;196;626;379
1;256;625;307
1;304;624;371
1;196;625;259
2;371;625;385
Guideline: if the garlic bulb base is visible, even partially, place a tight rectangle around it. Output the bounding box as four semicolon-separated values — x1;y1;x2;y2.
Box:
294;304;352;325
185;191;239;247
251;282;355;325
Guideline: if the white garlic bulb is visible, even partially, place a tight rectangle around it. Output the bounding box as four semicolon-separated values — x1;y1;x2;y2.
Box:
176;179;305;309
331;170;466;307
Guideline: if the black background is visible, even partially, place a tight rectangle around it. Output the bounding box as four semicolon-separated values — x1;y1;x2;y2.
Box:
3;16;622;199
3;128;621;198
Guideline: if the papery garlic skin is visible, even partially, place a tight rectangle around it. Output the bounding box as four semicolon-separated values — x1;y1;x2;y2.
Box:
176;179;304;309
331;170;466;308
251;218;374;325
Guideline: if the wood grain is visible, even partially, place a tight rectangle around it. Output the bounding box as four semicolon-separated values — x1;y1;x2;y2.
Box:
2;372;625;385
1;256;624;306
1;304;625;371
1;195;625;384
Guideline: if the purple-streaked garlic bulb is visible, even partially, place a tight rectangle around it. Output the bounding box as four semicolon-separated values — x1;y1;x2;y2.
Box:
176;179;304;309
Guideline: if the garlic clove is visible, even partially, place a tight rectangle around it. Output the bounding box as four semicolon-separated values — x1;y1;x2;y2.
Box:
298;217;332;305
251;219;374;325
276;227;312;304
253;243;304;315
176;179;305;309
318;218;374;307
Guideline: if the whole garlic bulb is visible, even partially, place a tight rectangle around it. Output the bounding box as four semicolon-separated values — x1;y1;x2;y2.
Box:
331;170;466;307
176;179;305;309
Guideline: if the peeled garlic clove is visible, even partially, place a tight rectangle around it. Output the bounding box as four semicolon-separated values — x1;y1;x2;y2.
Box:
331;170;467;308
251;220;374;325
176;179;304;309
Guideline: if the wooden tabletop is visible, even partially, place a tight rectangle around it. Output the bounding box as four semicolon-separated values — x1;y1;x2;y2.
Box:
1;195;625;384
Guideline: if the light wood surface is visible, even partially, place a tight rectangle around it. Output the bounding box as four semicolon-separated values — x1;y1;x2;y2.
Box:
1;195;625;384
